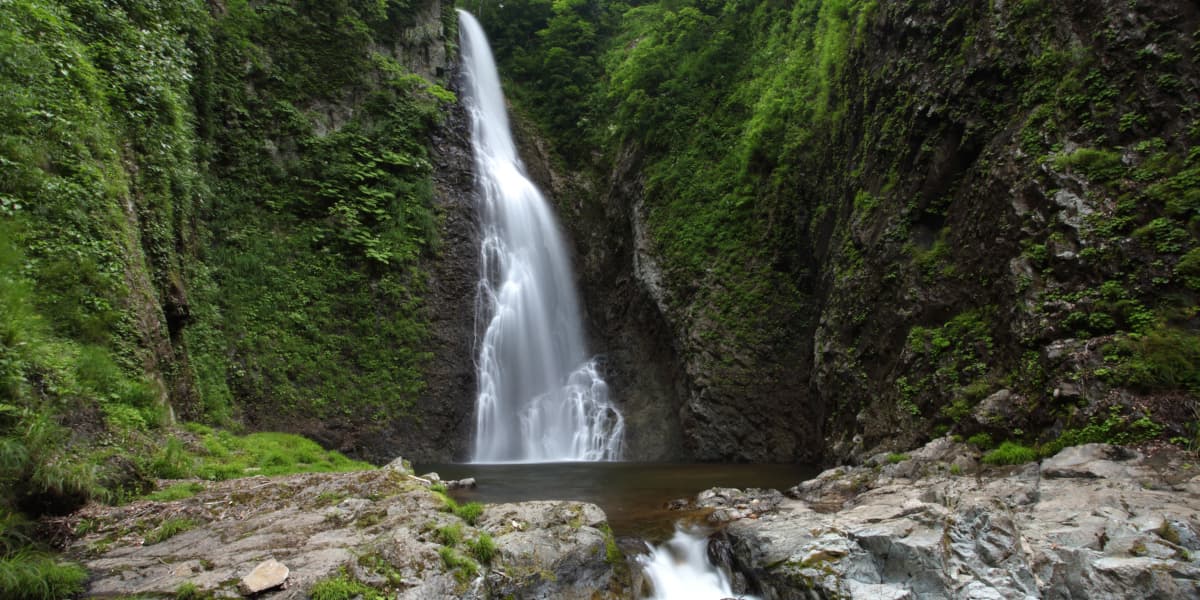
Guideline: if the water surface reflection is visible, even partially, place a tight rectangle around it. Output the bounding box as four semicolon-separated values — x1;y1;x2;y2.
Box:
414;462;816;539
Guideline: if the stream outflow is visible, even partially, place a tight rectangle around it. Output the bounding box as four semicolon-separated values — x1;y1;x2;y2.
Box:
458;10;623;463
639;527;760;600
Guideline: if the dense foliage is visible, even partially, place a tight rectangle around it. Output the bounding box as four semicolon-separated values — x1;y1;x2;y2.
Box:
478;0;1200;455
0;0;453;592
190;0;456;425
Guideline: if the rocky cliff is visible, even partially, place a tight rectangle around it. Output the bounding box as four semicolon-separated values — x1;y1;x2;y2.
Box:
483;0;1200;463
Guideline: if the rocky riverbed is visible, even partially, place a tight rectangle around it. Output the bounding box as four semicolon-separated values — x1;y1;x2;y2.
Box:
63;459;628;599
60;440;1200;599
697;439;1200;599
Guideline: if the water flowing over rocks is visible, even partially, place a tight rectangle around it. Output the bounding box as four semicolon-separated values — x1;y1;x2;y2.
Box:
458;10;624;462
64;460;628;598
706;439;1200;599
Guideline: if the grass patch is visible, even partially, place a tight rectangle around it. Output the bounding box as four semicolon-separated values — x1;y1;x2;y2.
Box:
181;428;372;481
465;532;496;565
143;482;206;502
981;442;1039;465
434;523;463;547
453;502;484;526
1054;147;1125;183
885;453;910;464
0;549;88;600
145;517;200;545
310;570;383;600
432;488;485;526
175;581;211;600
437;546;479;582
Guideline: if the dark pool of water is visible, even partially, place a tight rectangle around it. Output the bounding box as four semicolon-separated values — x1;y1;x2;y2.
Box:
412;462;817;540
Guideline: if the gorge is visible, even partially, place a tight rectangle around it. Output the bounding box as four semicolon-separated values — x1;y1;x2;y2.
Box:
2;0;1200;598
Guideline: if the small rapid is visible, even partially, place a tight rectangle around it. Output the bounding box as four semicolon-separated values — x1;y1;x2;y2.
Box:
457;10;624;463
639;527;759;600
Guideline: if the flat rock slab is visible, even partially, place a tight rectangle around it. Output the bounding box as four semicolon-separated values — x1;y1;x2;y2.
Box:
64;465;629;599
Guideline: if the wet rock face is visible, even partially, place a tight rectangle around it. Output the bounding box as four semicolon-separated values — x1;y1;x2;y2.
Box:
512;119;690;461
709;439;1200;599
66;464;629;599
389;76;479;463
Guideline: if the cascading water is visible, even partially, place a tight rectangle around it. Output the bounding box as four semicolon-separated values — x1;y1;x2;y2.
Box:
458;10;624;463
639;527;759;600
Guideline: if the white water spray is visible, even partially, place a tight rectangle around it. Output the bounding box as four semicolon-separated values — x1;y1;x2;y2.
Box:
458;10;624;463
639;527;759;600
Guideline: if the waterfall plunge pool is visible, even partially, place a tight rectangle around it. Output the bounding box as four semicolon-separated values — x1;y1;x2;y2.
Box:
412;461;817;540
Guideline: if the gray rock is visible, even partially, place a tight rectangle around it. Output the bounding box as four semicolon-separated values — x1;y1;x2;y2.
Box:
239;558;288;594
973;389;1015;425
712;439;1200;599
477;501;625;599
383;456;413;475
67;471;629;599
1041;443;1138;479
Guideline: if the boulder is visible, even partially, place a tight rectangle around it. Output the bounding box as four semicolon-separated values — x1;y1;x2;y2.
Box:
240;559;288;595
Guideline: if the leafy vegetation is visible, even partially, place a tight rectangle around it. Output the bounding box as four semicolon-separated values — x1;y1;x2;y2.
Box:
1041;406;1165;457
0;0;452;589
189;0;456;425
0;548;88;600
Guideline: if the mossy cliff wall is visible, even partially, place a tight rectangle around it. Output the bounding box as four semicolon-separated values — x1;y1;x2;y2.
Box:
0;0;476;514
485;0;1200;462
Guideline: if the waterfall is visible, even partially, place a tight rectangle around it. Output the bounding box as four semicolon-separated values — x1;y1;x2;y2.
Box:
457;10;624;463
639;528;758;600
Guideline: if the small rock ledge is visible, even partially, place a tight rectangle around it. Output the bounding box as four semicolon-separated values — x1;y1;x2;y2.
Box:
66;459;627;599
713;439;1200;599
